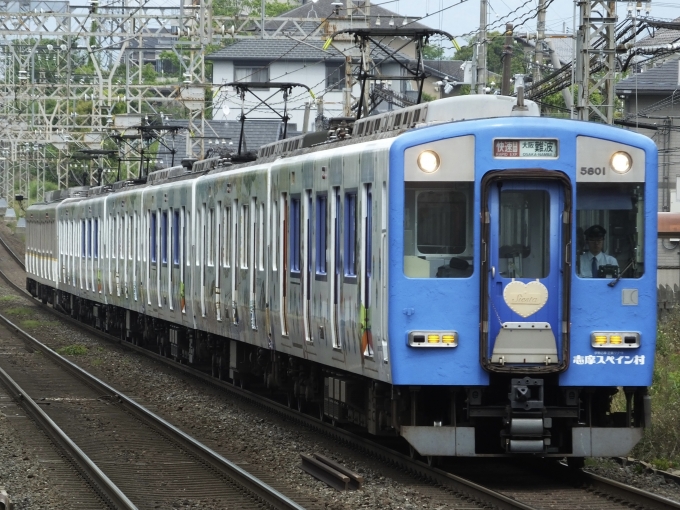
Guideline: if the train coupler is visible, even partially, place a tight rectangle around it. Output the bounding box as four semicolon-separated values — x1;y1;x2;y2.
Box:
502;377;552;454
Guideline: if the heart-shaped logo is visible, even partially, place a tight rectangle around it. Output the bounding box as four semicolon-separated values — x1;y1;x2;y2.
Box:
502;280;548;318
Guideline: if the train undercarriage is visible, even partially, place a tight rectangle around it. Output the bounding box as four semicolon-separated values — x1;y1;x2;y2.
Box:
27;278;651;459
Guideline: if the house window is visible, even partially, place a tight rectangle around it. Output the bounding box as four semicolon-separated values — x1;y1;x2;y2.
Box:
234;66;269;85
326;62;345;91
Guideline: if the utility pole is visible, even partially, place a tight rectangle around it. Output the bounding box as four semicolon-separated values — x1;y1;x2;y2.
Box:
534;0;547;83
476;0;488;94
501;24;513;96
575;0;618;123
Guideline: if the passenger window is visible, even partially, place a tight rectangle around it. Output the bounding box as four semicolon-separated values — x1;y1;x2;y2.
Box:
173;210;180;265
403;182;473;278
290;196;300;274
150;212;157;263
316;194;327;275
344;192;357;277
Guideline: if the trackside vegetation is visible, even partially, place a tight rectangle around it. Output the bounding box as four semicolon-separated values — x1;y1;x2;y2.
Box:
630;309;680;469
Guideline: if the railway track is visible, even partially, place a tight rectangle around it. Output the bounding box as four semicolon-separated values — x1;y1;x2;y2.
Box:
2;228;680;509
0;305;307;509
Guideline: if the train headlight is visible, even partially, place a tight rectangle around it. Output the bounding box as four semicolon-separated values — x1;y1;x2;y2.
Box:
417;150;440;173
591;331;640;348
409;331;458;347
610;151;632;174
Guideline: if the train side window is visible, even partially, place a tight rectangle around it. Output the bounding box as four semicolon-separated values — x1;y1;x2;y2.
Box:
241;204;249;269
185;210;191;267
576;183;645;279
403;182;473;278
94;219;99;259
271;199;278;271
222;206;230;268
162;211;168;264
290;195;301;275
344;191;357;279
173;210;180;265
127;214;132;260
259;202;264;271
150;211;157;263
87;219;92;258
81;220;86;258
316;193;327;276
208;207;215;266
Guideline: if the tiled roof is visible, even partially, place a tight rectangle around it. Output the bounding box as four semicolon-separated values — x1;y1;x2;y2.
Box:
206;36;412;63
157;119;293;164
422;60;465;81
615;57;680;94
636;17;680;47
207;38;345;60
279;0;431;30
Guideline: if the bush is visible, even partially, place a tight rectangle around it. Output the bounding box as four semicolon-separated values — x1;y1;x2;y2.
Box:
56;344;88;356
630;309;680;464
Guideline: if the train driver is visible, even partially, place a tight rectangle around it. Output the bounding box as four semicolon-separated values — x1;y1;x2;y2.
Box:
578;225;618;278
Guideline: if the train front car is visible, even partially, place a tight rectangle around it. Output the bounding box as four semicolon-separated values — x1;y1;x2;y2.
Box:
390;116;657;458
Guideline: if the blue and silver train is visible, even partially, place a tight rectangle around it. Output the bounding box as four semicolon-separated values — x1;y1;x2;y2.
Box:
25;94;657;459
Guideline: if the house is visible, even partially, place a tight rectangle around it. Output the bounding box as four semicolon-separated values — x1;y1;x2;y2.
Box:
207;0;448;132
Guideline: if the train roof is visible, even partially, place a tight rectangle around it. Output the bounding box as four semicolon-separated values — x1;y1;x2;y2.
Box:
38;94;540;204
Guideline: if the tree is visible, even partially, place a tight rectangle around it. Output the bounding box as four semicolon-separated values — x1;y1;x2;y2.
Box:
453;31;527;78
422;45;447;60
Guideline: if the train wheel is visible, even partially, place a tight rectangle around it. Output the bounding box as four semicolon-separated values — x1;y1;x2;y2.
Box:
409;445;417;460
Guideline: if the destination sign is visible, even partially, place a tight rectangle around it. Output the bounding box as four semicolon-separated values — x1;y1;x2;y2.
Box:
494;139;558;158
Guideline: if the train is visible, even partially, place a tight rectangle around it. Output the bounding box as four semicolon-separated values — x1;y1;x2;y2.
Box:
25;93;657;461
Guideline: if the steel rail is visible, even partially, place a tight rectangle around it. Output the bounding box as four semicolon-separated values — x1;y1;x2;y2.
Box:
571;465;680;510
0;355;136;509
6;234;680;510
0;312;306;510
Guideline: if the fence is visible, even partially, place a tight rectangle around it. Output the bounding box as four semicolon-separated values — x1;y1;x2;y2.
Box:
658;284;679;318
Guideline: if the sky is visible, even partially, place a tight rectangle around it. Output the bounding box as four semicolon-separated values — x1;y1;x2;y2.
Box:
380;0;680;54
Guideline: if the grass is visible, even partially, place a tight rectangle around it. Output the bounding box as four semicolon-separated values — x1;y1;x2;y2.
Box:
56;344;88;356
5;307;35;318
629;309;680;466
0;296;18;303
20;320;41;329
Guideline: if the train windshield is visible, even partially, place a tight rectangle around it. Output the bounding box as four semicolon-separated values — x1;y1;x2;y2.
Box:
576;183;645;279
498;189;550;279
403;182;473;278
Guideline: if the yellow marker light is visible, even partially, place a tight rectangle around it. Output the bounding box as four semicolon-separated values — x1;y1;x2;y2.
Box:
442;334;456;344
427;334;440;344
417;150;440;173
610;335;622;345
610;151;632;174
594;335;607;345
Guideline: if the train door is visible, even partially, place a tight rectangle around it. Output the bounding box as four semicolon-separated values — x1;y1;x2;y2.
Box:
483;174;570;371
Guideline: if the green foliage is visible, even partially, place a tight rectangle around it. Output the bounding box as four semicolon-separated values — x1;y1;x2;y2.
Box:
20;320;41;329
5;307;34;318
56;344;89;356
421;92;436;102
630;310;680;465
423;45;447;60
454;31;526;79
214;0;294;18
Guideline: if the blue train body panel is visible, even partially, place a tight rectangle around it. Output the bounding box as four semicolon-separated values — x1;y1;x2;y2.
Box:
389;117;657;387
